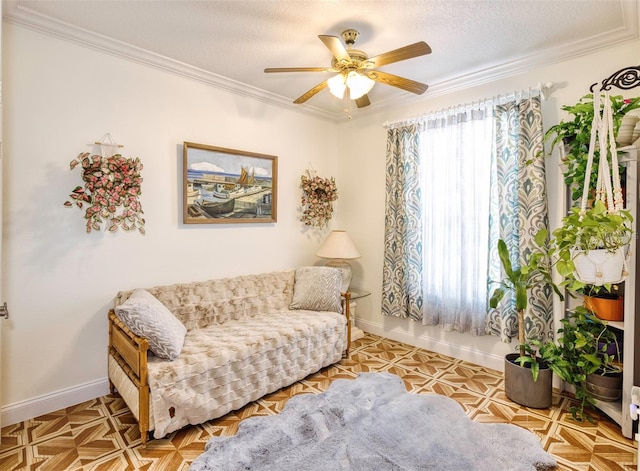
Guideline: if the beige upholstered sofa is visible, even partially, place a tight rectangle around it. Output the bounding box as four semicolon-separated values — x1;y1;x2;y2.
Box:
107;268;349;445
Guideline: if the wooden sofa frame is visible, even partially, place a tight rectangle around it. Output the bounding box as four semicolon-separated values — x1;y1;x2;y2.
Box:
107;292;351;447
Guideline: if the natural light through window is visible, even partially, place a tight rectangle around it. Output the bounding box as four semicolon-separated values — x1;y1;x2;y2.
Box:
420;110;493;332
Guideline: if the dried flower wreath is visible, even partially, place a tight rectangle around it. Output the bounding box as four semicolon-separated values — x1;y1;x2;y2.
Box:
64;152;145;234
300;170;338;228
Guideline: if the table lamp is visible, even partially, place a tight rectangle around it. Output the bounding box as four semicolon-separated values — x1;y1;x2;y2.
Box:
316;230;361;292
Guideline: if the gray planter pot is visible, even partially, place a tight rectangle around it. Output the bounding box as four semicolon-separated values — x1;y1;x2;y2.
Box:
585;371;622;402
504;353;552;409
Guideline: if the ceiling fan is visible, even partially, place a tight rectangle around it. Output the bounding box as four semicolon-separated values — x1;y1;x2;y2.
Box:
264;29;432;108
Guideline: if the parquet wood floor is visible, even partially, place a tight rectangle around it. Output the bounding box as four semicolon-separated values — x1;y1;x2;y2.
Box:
0;334;637;470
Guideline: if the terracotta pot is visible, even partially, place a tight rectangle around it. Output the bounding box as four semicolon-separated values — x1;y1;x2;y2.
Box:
504;353;552;409
584;295;624;321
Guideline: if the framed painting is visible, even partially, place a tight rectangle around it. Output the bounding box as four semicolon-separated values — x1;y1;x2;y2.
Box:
183;142;277;224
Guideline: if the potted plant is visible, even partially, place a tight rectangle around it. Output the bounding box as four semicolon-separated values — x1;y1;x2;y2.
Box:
539;306;621;421
550;200;633;291
582;283;624;322
544;93;640;204
489;231;562;408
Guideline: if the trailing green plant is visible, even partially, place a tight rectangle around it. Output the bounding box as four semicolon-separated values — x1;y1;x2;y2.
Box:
299;170;338;228
550;200;633;292
579;282;621;298
489;230;562;381
64;153;145;234
544;93;640;203
538;306;621;422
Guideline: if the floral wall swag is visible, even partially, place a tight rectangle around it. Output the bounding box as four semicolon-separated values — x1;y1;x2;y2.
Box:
64;152;145;234
300;170;338;228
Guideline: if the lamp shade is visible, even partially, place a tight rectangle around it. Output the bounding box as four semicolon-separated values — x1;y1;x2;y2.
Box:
328;74;347;99
345;71;374;99
327;72;374;100
316;230;361;260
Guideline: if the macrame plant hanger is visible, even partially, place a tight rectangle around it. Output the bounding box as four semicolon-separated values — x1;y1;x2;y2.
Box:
580;91;622;214
574;65;640;284
95;133;123;158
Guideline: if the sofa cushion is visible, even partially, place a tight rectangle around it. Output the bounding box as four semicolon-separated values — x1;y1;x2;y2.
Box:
115;289;187;360
289;266;342;312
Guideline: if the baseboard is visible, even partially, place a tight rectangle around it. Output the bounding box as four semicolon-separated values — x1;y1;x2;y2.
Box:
357;319;506;372
0;322;504;426
1;377;110;426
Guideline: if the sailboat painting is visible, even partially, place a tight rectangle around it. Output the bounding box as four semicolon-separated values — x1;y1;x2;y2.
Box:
183;142;277;224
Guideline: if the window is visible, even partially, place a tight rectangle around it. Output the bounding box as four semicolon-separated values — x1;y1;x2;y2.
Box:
382;95;553;341
420;110;493;334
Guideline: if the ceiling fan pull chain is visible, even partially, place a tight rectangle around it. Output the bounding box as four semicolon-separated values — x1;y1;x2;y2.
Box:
344;88;353;120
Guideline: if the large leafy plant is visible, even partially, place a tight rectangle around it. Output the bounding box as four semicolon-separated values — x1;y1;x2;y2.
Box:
64;153;145;234
489;231;561;381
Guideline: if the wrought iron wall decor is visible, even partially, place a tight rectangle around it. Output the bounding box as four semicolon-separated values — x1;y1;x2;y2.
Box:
590;65;640;92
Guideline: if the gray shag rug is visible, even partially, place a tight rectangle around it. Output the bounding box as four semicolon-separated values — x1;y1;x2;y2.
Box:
190;372;557;471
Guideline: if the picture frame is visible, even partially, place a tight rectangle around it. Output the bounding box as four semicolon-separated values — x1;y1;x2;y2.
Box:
183;142;278;224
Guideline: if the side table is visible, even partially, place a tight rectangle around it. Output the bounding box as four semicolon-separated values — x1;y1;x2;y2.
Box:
347;289;371;342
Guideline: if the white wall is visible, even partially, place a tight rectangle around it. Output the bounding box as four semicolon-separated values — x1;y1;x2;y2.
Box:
335;40;640;370
2;18;640;425
1;23;340;423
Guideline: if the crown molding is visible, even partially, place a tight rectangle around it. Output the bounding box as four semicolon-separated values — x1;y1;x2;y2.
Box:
4;0;638;123
374;0;640;111
3;1;340;121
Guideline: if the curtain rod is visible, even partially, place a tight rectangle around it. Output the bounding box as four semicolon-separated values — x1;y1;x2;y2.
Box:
383;81;555;130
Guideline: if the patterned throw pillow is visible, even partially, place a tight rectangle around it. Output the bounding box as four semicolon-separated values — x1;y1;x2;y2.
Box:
115;289;187;360
289;266;342;312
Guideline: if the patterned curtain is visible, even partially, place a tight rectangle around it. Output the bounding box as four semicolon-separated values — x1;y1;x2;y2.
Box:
382;112;493;334
381;125;425;320
485;96;554;342
382;94;553;343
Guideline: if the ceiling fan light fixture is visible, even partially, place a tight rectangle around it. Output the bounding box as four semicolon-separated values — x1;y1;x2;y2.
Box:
345;71;374;99
267;30;430;106
328;74;347;99
328;71;374;100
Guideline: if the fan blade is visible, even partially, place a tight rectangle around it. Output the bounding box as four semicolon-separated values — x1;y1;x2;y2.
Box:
367;42;432;68
293;80;329;104
355;95;371;108
318;35;351;62
366;70;428;95
265;67;331;73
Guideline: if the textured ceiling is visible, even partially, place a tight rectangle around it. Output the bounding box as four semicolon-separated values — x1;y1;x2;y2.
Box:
4;0;639;119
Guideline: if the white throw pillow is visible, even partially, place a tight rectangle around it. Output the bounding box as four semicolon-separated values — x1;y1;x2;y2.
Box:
289;266;342;312
115;289;187;360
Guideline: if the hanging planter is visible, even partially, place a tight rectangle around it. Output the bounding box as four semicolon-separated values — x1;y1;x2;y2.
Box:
299;170;338;228
64;152;145;234
553;201;632;289
571;247;627;285
551;91;634;291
